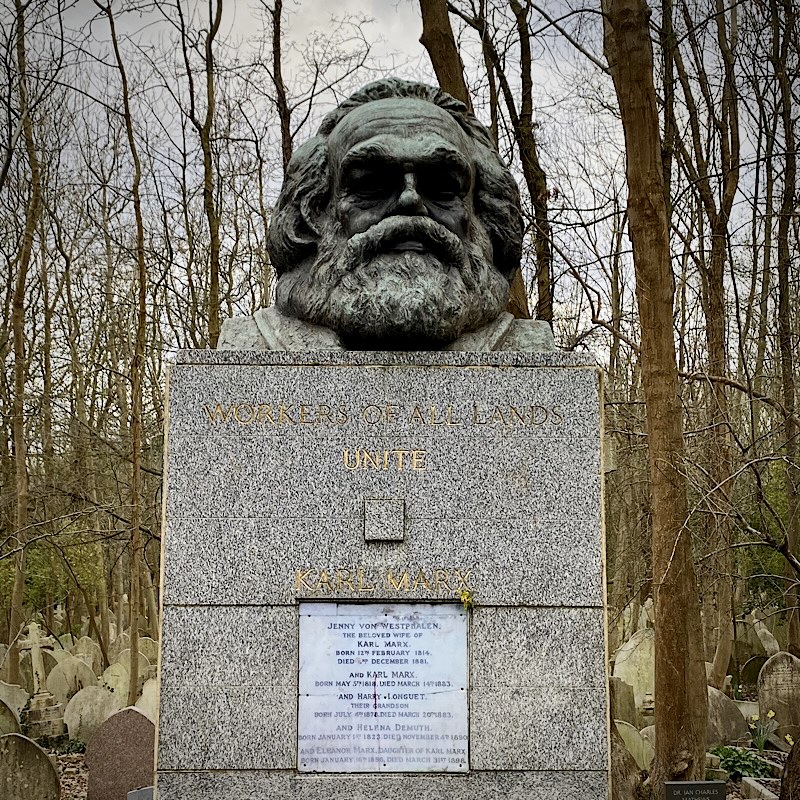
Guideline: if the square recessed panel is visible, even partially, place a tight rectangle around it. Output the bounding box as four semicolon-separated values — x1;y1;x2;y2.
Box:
298;602;468;773
364;498;405;542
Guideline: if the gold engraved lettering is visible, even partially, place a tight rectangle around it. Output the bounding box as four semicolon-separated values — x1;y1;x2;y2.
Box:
489;406;506;425
203;403;235;423
453;569;472;590
362;450;381;469
409;405;426;425
362;405;382;424
356;568;375;592
433;569;451;591
529;405;547;425
336;569;355;591
316;404;333;424
471;403;564;426
278;404;295;424
509;406;527;425
316;569;334;591
257;404;275;424
471;404;487;425
336;406;349;425
341;449;427;471
387;570;410;591
233;403;256;424
429;405;446;425
295;569;315;591
446;406;462;425
412;569;432;591
298;404;314;424
385;404;399;424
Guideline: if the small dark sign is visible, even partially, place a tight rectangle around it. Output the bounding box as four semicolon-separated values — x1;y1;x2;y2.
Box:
664;781;726;799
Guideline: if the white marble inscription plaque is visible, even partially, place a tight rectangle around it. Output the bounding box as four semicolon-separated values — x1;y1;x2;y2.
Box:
298;602;468;773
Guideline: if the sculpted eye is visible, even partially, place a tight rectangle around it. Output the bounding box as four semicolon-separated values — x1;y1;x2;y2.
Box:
344;167;392;199
420;168;467;202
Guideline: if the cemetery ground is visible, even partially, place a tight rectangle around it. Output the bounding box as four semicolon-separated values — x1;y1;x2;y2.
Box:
2;610;800;798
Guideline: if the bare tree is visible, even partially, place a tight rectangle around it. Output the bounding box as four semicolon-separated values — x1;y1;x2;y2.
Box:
603;0;708;784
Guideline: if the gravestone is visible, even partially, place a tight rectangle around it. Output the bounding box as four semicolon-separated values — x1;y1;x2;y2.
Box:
136;638;159;667
64;686;122;743
86;707;155;800
101;663;130;702
108;633;130;664
41;648;69;678
0;682;28;721
613;719;653;770
114;650;148;695
609;675;639;727
134;678;158;723
45;655;97;706
706;685;748;746
741;655;769;685
759;651;800;738
612;628;655;709
71;636;104;675
157;350;608;798
0;699;19;735
0;733;60;800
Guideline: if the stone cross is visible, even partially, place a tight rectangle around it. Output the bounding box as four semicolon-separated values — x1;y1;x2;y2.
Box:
19;621;54;695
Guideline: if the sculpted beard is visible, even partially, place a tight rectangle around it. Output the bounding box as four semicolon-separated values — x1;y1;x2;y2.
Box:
276;214;510;348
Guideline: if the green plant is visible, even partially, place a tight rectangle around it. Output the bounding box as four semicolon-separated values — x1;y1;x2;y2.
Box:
711;745;772;779
748;710;779;751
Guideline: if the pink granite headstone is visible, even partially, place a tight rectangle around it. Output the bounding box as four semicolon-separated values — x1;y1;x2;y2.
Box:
85;707;155;800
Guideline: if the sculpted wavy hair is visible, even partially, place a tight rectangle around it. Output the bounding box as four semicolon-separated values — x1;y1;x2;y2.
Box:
268;78;523;281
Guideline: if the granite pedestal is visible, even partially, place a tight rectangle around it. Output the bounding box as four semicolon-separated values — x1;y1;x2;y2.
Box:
156;351;609;799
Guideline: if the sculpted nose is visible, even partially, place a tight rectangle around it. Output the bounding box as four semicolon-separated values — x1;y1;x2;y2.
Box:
394;173;428;216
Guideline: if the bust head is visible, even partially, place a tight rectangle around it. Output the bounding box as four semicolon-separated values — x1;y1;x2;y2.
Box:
269;79;523;349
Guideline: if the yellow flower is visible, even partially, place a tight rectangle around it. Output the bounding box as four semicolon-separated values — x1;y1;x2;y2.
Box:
787;734;795;747
767;710;776;719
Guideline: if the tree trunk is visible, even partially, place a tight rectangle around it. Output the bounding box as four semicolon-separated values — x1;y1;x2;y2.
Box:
8;0;44;687
95;0;148;706
603;0;708;785
418;0;472;111
418;0;533;321
770;0;799;655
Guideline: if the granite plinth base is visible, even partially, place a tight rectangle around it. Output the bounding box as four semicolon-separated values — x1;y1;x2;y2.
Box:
157;352;609;796
156;769;608;800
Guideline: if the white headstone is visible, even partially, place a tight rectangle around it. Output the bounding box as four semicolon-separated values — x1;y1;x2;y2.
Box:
755;623;780;657
108;633;130;663
45;655;97;706
612;629;654;709
614;720;653;770
71;637;103;675
0;682;28;721
19;622;53;695
134;678;159;723
100;662;130;703
64;686;122;743
137;638;159;666
758;651;800;738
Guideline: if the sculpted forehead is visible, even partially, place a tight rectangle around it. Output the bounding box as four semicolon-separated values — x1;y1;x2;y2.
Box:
327;98;474;164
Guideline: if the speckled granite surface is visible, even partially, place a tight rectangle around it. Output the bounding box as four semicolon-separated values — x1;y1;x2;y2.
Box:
157;352;608;797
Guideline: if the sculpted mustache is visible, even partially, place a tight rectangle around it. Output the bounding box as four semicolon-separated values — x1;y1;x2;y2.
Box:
345;216;465;264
